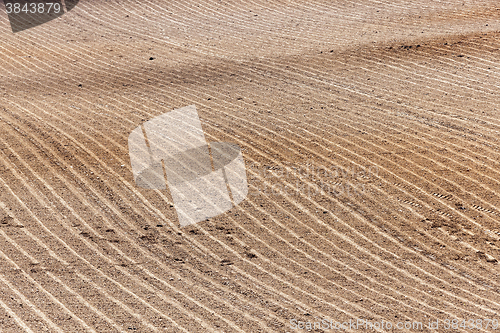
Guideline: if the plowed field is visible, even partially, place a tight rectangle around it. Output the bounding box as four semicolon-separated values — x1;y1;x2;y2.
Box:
1;0;500;332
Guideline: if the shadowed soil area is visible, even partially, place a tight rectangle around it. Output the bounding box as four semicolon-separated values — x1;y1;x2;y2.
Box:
1;0;500;331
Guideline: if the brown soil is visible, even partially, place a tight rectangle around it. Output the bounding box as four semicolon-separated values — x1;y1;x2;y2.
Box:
1;0;500;331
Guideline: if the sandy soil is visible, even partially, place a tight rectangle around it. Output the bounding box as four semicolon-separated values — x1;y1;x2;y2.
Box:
1;0;500;331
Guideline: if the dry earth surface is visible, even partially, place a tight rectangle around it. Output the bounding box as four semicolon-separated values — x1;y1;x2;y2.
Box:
1;0;500;332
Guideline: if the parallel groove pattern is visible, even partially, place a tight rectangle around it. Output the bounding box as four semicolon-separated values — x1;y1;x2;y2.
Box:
1;0;500;331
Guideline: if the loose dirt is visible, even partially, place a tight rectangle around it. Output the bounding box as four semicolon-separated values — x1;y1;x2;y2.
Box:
1;0;500;331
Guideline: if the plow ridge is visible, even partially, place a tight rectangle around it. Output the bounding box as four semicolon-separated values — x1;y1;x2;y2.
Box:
1;0;500;331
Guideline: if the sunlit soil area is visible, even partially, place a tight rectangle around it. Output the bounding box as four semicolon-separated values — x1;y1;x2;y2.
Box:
1;0;500;331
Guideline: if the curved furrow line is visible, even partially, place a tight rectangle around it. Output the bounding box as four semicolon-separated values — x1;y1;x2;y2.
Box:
155;84;500;316
208;176;496;324
172;61;500;302
95;56;500;312
170;125;494;320
290;47;500;127
167;0;394;44
391;41;500;83
0;94;336;328
3;12;208;69
219;176;500;322
223;183;494;319
0;172;236;330
0;270;65;332
226;46;500;150
151;0;345;42
364;48;500;106
47;272;126;332
116;0;393;53
1;1;500;330
0;230;100;332
0;296;36;333
294;55;500;188
355;51;500;114
258;57;500;206
254;0;437;31
94;66;496;316
468;37;500;56
247;113;500;300
249;0;492;33
0;104;265;332
49;0;500;312
2;39;488;332
323;54;500;138
0;53;442;324
0;67;392;326
73;273;160;333
291;106;500;281
162;178;450;321
0;30;198;127
245;54;500;210
0;29;442;324
2;92;386;326
167;55;472;228
69;0;487;61
234;136;500;314
423;44;500;99
0;135;206;332
0;50;328;328
321;105;500;216
320;104;500;212
360;50;500;116
0;118;368;330
69;1;250;59
67;40;500;312
356;0;496;15
294;58;497;215
254;1;496;46
13;0;494;153
0;215;164;332
0;110;253;332
214;59;500;280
